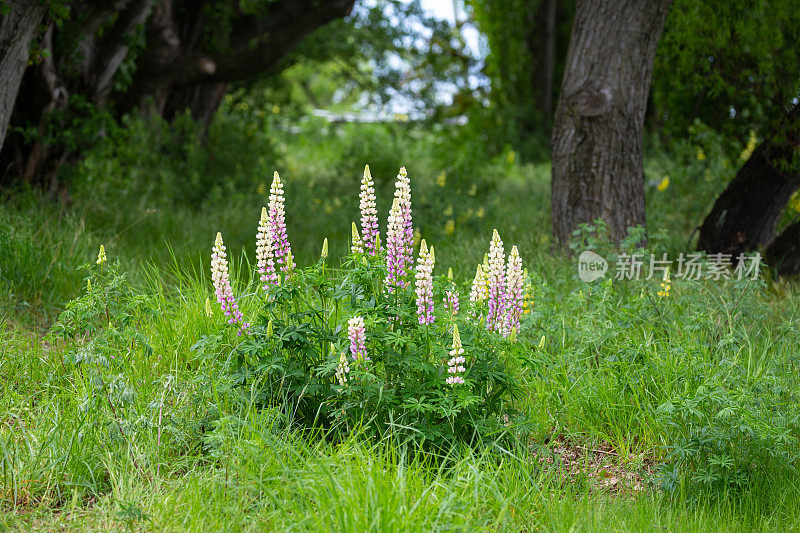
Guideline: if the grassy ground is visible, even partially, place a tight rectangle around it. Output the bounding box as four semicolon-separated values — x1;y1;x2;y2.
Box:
2;117;800;531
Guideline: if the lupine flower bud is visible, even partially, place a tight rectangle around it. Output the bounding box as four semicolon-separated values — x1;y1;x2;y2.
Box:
284;249;295;276
415;239;435;325
205;297;213;317
359;164;380;255
469;263;488;310
446;324;466;385
96;245;107;265
351;222;364;254
334;344;351;386
348;316;368;362
266;318;274;338
503;245;524;337
486;229;506;333
321;238;329;260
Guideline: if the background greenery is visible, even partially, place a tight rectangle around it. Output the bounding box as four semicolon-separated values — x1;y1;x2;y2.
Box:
2;0;800;530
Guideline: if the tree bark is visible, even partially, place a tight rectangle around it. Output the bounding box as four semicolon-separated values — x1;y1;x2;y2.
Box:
0;0;45;154
550;0;671;246
765;219;800;278
697;105;800;258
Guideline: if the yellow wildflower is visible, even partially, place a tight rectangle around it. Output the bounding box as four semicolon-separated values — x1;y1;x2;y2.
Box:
476;207;485;218
656;177;669;191
96;245;107;265
507;150;516;164
444;204;454;216
444;220;455;235
272;105;280;114
435;171;446;187
468;184;477;196
657;268;671;298
696;147;706;161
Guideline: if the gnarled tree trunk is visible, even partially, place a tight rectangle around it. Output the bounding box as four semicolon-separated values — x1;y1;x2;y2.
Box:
765;220;800;278
551;0;671;245
697;105;800;264
0;0;45;153
0;0;355;189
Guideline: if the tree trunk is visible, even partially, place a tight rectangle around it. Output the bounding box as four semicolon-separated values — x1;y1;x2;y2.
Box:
765;220;800;278
0;0;45;153
697;105;800;258
550;0;671;246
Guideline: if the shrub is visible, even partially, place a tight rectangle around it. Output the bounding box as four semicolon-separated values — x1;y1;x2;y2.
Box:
207;166;528;450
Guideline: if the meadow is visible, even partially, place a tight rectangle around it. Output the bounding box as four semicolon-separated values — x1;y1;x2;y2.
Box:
2;112;800;531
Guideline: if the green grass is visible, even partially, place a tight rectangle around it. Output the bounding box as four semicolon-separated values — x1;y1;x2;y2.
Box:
2;117;800;531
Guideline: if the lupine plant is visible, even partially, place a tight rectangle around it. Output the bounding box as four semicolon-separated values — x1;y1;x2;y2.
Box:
212;164;531;448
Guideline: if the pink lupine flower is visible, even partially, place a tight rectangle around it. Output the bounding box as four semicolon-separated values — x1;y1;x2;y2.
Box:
359;164;380;254
503;245;524;338
444;289;459;318
446;324;466;385
268;171;294;273
211;232;249;334
348;316;368;362
386;167;413;290
486;229;506;333
414;239;435;325
396;167;414;270
256;207;278;289
386;198;405;291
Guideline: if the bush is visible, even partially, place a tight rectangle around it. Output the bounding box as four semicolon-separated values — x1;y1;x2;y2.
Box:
231;249;522;450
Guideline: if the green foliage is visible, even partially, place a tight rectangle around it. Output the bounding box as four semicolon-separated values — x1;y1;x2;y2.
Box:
466;0;574;159
227;252;520;450
653;0;800;144
3;112;800;529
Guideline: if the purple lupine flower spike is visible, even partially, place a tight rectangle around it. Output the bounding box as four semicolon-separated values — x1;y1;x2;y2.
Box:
348;316;368;362
211;232;249;335
414;239;435;325
486;229;506;333
503;245;524;338
269;171;294;273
